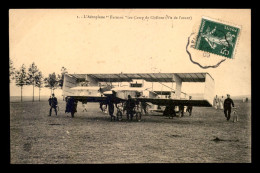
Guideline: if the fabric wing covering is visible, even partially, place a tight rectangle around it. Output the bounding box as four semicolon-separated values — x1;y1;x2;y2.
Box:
68;73;211;83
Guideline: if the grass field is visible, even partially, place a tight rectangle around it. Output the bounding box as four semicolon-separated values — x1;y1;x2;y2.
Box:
10;99;251;163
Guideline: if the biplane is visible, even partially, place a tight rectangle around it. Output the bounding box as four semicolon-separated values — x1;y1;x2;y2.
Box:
62;73;215;119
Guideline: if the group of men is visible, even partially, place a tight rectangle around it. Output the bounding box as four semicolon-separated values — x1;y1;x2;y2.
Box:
100;95;138;121
47;93;193;119
48;93;78;117
47;93;235;121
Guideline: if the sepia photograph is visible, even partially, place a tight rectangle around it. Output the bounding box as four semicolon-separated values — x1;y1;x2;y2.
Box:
9;9;251;164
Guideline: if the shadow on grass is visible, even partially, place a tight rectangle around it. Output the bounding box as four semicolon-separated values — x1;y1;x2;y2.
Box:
57;112;214;126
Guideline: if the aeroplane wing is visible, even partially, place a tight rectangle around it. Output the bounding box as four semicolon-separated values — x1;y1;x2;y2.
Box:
69;96;107;103
70;95;126;104
135;98;212;107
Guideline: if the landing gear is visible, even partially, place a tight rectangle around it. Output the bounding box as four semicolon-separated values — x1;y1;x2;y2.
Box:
116;110;123;121
133;104;142;121
135;112;142;121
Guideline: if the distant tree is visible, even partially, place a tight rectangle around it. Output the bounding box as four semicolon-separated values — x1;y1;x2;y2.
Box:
27;62;39;102
44;72;59;95
9;59;15;82
35;71;44;101
15;64;29;102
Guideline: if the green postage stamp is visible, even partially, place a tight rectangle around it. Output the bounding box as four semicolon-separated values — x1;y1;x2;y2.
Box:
195;17;240;59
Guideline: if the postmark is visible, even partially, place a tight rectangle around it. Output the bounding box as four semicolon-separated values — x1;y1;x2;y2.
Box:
186;16;241;69
195;17;240;59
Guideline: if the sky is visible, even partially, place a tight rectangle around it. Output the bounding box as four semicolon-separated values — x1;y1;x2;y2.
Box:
9;9;251;97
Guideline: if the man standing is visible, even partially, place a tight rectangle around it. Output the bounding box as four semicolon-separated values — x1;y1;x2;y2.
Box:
65;97;77;117
224;94;234;121
214;95;219;109
107;96;116;121
179;104;184;117
48;96;52;106
187;96;193;116
219;96;224;110
125;95;135;120
49;94;58;116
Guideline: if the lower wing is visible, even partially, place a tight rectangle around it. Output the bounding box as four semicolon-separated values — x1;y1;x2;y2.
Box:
136;98;212;107
67;96;107;103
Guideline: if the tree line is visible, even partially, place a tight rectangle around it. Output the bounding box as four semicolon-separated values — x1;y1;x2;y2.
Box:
9;59;68;102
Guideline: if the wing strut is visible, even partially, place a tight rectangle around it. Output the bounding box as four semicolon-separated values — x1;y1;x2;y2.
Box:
158;82;175;94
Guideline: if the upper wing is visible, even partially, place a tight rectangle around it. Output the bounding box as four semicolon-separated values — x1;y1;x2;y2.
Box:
136;98;212;107
68;72;212;83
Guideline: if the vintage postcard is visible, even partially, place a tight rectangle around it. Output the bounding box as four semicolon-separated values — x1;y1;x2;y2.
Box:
9;9;251;164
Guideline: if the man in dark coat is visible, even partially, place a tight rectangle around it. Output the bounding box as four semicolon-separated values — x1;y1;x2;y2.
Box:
65;97;78;117
187;96;193;116
179;104;184;117
48;96;52;106
224;94;235;121
65;97;70;113
66;97;75;112
107;96;116;121
49;94;58;116
125;95;135;120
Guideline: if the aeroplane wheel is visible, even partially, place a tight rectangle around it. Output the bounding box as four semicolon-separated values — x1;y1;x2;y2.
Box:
136;112;142;121
117;111;123;121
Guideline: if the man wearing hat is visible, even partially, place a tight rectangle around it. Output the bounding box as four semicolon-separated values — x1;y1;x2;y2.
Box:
223;94;234;121
49;93;58;116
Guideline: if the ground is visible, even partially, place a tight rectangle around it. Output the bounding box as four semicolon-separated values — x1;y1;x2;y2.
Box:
10;99;251;163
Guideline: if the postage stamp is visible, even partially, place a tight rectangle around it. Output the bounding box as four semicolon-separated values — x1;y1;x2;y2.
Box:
195;17;240;59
